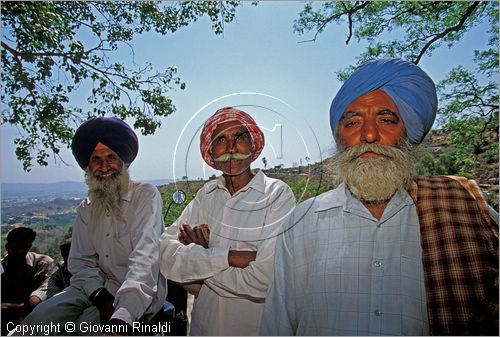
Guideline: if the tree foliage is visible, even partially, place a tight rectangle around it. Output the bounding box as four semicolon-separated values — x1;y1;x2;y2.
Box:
294;1;499;180
2;1;241;171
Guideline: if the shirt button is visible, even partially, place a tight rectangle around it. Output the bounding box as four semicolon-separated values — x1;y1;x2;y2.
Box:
105;254;109;258
374;310;382;316
373;260;382;267
106;233;110;237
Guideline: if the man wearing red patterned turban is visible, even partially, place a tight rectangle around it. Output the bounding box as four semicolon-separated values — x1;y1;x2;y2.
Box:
160;107;296;335
16;117;166;335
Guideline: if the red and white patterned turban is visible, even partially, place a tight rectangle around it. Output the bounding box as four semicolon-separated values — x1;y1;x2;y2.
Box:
200;107;265;169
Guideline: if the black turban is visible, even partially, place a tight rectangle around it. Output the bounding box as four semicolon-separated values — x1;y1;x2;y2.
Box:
7;227;36;244
71;117;139;169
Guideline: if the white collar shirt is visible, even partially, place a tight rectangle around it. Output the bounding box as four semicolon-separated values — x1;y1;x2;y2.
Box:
160;169;296;335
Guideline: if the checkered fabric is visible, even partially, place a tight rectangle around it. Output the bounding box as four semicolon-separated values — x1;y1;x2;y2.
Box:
409;176;499;335
199;107;265;169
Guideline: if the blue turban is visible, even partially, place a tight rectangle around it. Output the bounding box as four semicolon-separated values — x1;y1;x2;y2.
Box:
330;58;437;144
71;117;138;169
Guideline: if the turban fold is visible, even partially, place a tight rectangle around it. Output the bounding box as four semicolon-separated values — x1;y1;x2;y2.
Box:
330;58;437;144
71;117;138;169
200;107;265;169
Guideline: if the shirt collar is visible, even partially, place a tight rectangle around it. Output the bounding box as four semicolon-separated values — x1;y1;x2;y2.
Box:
314;183;415;215
314;183;348;212
206;168;265;194
122;182;134;202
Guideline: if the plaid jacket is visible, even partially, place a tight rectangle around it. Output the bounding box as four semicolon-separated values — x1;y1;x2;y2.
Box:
408;176;499;335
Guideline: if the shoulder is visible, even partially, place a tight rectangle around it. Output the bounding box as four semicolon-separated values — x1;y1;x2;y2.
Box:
283;187;343;233
200;178;219;193
29;252;54;266
130;181;161;199
260;171;294;194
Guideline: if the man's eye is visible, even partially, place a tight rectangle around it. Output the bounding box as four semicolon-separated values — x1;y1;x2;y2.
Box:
343;120;357;128
381;118;397;124
215;138;226;144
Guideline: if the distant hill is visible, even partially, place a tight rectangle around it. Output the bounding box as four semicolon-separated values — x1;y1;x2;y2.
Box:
2;181;87;198
1;179;173;198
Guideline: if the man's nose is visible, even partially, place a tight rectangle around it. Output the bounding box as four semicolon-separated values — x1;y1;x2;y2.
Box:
98;161;111;172
227;139;237;153
360;120;380;143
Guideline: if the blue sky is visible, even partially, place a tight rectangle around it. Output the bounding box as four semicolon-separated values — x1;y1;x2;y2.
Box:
1;1;492;183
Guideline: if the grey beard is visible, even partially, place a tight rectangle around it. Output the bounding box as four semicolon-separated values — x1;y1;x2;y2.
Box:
329;139;417;202
85;166;130;224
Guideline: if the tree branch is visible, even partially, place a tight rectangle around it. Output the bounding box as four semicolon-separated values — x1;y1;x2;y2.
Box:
345;1;370;44
414;2;480;64
1;41;40;110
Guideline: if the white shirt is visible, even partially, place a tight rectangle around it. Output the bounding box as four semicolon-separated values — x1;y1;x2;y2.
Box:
160;169;295;335
69;181;167;325
261;183;429;336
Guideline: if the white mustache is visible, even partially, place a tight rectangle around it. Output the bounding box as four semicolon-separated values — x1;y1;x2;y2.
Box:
213;152;252;162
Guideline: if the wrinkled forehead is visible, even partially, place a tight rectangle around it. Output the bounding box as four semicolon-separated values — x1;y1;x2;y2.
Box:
343;90;400;115
211;120;250;140
90;142;121;159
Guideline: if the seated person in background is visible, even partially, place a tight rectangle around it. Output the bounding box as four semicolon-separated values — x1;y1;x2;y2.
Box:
160;107;296;335
1;227;54;335
16;117;166;335
46;238;72;299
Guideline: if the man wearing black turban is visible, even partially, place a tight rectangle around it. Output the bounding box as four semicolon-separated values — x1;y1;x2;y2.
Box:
261;58;498;336
16;117;166;335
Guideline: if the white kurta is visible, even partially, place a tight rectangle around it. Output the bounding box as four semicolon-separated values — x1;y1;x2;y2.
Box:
15;182;167;335
69;181;167;324
160;169;295;335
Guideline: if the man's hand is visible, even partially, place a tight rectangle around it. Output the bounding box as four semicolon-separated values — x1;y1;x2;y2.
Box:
228;250;257;268
1;302;24;311
182;282;203;297
92;288;115;324
27;295;42;309
178;224;209;248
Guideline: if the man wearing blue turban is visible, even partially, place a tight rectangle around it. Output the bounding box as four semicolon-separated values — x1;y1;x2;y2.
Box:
14;117;167;335
261;58;498;336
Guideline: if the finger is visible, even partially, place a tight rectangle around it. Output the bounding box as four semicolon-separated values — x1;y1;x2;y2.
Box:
178;231;186;244
183;224;197;243
194;227;208;248
178;226;186;244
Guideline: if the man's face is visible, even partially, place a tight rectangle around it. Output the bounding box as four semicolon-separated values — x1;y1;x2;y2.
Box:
6;242;31;263
210;121;254;176
332;90;415;202
337;89;406;152
88;145;124;181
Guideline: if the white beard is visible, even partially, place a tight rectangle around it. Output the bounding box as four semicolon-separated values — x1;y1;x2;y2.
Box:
330;140;416;202
85;165;130;224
